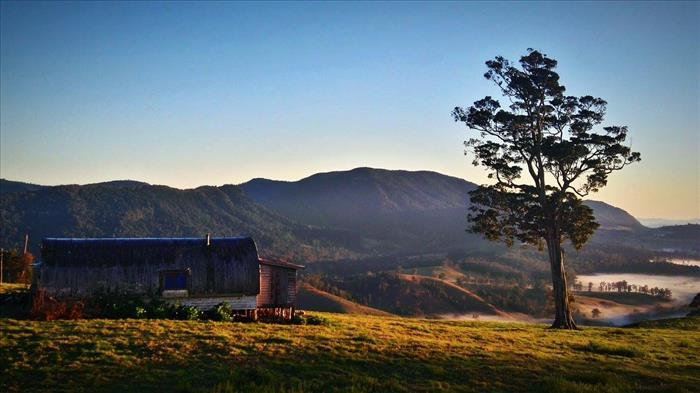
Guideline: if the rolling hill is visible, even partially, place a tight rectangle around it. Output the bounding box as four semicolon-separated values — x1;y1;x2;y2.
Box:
296;284;393;316
240;167;651;252
322;272;510;317
0;181;355;260
3;169;695;261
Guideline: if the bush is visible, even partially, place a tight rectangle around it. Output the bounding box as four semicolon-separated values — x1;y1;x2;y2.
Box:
134;306;147;319
290;314;306;325
91;292;147;319
304;315;330;326
145;299;174;319
30;289;83;321
208;302;233;322
173;304;202;320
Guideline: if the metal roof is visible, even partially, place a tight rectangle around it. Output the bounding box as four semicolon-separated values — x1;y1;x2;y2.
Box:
259;258;305;270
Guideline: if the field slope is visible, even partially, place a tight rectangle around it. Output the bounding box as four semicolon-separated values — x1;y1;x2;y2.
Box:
1;314;698;393
296;284;394;316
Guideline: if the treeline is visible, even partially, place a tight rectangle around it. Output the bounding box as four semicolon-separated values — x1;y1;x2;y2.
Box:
467;282;553;317
573;279;673;299
566;244;700;277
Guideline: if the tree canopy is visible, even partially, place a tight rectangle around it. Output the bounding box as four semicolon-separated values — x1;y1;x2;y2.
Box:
453;49;640;250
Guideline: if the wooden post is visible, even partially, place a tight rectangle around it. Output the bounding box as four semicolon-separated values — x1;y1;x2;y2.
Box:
23;234;29;255
0;248;4;284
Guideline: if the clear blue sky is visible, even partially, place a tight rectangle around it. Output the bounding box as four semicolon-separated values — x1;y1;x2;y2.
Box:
1;1;698;219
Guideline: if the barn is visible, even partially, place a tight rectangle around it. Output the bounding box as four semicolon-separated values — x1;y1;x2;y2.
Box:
36;236;302;319
258;258;304;319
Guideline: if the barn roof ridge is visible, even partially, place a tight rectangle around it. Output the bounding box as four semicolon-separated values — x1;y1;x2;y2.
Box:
259;257;305;270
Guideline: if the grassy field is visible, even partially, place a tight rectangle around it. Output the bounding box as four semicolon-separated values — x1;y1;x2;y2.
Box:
1;313;699;393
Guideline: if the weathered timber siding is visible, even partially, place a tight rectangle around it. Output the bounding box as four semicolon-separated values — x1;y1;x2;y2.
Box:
257;263;297;307
168;295;257;310
38;237;260;298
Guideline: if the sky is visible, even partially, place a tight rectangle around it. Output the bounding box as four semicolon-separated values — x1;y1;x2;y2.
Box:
1;2;698;219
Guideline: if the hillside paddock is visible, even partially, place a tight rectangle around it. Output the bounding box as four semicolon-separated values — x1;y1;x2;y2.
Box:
1;313;698;393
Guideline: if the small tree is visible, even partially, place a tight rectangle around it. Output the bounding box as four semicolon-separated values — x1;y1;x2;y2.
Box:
453;49;640;329
591;308;601;319
1;249;34;284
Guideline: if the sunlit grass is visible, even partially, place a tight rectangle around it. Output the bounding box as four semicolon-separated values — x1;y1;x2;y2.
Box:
1;314;698;392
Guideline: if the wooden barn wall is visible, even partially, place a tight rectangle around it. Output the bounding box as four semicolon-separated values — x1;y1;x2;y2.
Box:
38;241;260;297
170;295;257;311
257;264;297;307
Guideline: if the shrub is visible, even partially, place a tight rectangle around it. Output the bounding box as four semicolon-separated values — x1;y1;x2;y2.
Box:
304;315;330;326
30;289;83;321
145;299;174;319
209;302;233;322
134;306;147;319
173;304;202;320
290;314;306;325
91;292;147;319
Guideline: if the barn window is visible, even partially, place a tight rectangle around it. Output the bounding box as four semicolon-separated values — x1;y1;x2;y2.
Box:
160;269;190;297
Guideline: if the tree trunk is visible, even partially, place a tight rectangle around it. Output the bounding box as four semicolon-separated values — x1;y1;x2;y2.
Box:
546;234;578;329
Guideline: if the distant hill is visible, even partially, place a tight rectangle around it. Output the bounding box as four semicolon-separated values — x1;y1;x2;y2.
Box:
0;179;46;194
583;200;645;231
4;169;688;260
240;167;649;253
327;272;509;317
296;284;393;316
241;168;481;254
0;182;355;260
639;218;700;228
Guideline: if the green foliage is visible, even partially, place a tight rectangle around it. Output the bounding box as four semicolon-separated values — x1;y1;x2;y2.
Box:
145;299;173;319
91;292;148;319
208;302;234;322
453;49;640;250
303;314;330;326
172;304;202;321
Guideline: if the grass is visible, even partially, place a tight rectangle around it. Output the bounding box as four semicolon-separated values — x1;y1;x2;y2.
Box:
1;313;699;393
0;283;29;295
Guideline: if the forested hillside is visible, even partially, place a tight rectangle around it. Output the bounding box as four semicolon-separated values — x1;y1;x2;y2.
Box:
0;180;355;260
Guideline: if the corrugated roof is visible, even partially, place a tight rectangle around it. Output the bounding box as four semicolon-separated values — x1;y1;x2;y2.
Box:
259;258;304;270
41;236;258;267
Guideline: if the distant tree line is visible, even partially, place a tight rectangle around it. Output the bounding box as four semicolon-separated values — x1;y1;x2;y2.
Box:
572;279;672;299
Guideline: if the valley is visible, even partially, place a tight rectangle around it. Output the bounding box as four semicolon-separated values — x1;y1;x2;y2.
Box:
2;168;699;326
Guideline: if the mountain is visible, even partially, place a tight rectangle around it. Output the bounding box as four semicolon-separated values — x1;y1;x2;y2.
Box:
0;181;354;259
241;168;481;254
241;167;476;226
0;179;46;194
240;167;647;253
1;169;674;259
583;200;645;231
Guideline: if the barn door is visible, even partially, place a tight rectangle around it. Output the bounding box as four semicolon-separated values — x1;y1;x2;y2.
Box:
272;269;288;306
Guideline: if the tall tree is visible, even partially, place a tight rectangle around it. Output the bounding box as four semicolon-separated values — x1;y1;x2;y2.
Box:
452;49;640;329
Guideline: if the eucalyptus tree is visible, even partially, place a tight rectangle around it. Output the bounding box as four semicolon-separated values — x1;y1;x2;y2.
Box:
452;49;640;329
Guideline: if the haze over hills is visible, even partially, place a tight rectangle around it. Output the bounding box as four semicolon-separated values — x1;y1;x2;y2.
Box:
639;218;700;228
